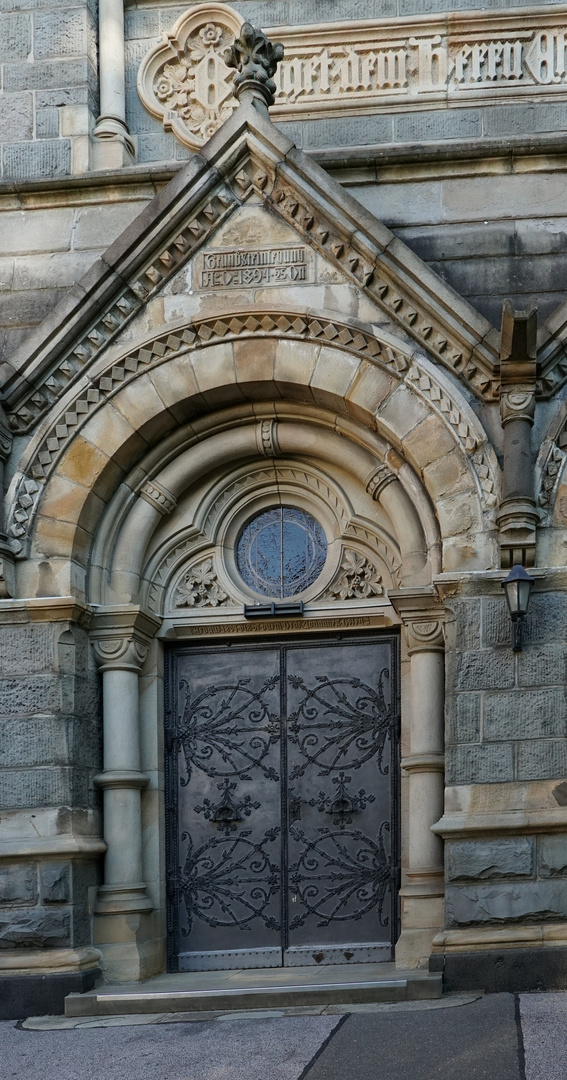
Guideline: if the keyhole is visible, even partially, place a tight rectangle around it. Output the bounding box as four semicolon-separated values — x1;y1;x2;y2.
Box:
292;894;297;903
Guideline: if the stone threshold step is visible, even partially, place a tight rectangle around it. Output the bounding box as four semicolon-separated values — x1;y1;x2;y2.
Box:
65;967;442;1017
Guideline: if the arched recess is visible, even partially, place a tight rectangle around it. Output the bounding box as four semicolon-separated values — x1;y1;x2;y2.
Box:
9;319;500;980
10;314;500;600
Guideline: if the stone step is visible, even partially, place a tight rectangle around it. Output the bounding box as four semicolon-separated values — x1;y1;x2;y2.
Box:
65;963;442;1017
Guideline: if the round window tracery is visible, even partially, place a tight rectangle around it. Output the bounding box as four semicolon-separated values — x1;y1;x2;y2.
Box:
236;507;327;598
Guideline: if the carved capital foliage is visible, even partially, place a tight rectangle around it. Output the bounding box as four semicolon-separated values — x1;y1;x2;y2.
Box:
404;618;444;653
225;21;284;107
92;636;149;672
388;587;445;652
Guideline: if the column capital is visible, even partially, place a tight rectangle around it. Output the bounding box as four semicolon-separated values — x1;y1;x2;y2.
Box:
91;605;161;672
388;587;445;652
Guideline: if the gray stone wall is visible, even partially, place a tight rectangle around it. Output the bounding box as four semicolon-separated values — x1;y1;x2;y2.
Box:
444;588;567;928
0;620;102;951
0;1;97;180
445;591;567;788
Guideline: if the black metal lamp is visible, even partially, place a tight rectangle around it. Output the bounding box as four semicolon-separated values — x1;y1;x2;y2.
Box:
501;564;535;652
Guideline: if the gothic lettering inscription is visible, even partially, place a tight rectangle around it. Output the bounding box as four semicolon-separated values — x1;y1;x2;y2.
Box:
138;7;567;150
196;246;313;290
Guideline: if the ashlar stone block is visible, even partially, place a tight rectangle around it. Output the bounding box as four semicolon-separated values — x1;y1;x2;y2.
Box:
447;838;534;882
454;650;515;692
484;688;567;742
446;881;567;927
446;743;514;786
0;864;37;906
40;862;71;903
0;908;70;949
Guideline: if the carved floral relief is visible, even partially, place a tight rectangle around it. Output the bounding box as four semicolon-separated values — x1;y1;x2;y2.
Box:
327;550;383;601
175;558;229;607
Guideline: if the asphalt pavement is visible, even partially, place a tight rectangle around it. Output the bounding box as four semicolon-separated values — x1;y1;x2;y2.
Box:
2;991;567;1079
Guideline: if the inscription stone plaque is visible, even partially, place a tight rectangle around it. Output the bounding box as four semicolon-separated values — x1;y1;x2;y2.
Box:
196;245;313;290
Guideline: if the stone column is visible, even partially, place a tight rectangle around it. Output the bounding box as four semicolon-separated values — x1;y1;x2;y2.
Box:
92;0;135;169
389;588;445;969
91;607;160;980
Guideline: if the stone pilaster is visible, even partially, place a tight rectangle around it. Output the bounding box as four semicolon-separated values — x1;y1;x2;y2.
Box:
92;0;135;168
389;587;445;969
496;302;539;568
90;606;160;981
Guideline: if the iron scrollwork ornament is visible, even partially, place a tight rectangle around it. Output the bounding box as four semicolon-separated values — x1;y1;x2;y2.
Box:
308;771;376;829
177;674;281;783
179;827;281;933
288;822;392;930
287;670;393;778
194;778;261;836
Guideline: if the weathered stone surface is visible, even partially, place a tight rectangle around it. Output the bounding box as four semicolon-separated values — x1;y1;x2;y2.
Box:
446;881;567;927
446;599;481;651
446;694;480;744
0;625;55;676
0;865;37;906
454;651;515;692
0;766;92;810
0;13;31;59
517;740;567;782
0;92;33;141
484;688;567;742
446;744;514;785
0;908;70;949
447;839;534;882
40;862;70;903
0;677;61;716
34;9;89;60
394;109;481;143
3;139;71;180
0;717;68;768
518;646;566;689
538;836;567;878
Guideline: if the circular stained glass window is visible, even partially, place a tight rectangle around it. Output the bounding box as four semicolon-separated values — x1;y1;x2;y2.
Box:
236;507;327;599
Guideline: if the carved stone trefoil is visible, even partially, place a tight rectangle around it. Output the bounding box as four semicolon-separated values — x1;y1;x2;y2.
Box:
137;3;244;150
175;558;229;607
328;551;383;601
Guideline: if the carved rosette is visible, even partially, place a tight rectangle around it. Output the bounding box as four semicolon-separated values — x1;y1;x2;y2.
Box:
175;557;229;608
137;3;244;150
327;550;383;601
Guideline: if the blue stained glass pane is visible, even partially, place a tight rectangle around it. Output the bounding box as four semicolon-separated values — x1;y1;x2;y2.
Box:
236;507;327;598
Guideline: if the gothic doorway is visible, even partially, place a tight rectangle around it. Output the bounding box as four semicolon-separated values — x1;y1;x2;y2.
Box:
165;634;400;971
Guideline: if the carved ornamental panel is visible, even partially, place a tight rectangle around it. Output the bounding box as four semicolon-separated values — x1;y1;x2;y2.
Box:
138;3;567;150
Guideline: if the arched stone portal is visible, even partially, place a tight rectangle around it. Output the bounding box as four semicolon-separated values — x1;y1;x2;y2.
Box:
12;322;499;981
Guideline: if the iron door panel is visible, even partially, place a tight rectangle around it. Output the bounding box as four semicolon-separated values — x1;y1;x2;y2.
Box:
285;640;397;965
169;646;283;970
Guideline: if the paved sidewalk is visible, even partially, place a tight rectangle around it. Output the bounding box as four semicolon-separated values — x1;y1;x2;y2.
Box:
3;991;567;1079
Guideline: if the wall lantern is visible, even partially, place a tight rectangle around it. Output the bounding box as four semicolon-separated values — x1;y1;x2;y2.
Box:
501;564;535;652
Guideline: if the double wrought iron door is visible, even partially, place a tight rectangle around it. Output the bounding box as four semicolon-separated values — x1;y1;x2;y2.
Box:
165;635;399;971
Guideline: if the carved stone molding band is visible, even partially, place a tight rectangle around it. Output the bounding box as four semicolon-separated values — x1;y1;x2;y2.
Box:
140;479;177;516
365;464;396;501
256;419;281;458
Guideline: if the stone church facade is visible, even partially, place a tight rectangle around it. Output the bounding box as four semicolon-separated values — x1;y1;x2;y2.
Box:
2;0;567;1018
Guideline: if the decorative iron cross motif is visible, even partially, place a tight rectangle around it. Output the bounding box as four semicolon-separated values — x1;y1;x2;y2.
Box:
308;771;375;829
194;779;261;836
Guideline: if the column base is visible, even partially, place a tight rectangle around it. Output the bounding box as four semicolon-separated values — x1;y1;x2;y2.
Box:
396;871;444;969
91;117;135;170
95;883;153;914
94;910;165;983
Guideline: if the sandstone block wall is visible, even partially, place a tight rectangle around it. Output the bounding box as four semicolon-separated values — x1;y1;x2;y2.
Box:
0;620;102;952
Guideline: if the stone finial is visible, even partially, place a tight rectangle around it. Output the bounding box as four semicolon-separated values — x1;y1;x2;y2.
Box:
225;22;284;109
